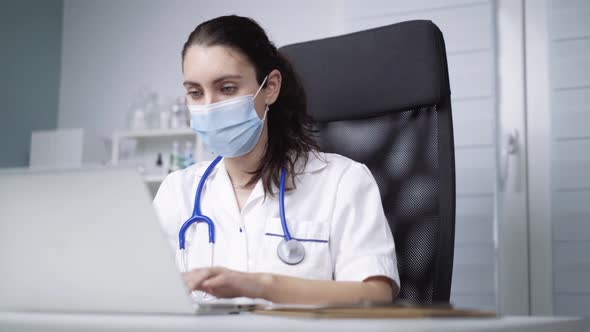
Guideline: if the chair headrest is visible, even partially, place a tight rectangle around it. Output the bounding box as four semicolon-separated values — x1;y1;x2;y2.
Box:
280;20;451;122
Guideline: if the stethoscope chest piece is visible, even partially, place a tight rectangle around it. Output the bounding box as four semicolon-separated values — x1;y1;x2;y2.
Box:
277;239;305;265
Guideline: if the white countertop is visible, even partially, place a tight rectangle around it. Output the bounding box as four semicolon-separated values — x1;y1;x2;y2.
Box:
0;311;585;332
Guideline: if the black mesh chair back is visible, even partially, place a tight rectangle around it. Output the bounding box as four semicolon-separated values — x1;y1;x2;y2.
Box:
280;20;456;304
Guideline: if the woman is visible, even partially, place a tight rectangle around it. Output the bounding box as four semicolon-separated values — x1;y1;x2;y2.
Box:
153;15;399;304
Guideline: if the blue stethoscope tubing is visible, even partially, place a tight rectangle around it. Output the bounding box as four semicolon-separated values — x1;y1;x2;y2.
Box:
178;156;305;266
178;156;222;250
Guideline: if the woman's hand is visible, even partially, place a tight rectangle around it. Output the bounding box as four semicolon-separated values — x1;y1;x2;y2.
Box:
181;267;271;299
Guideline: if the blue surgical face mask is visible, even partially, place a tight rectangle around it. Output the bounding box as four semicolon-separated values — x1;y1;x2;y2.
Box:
188;76;269;158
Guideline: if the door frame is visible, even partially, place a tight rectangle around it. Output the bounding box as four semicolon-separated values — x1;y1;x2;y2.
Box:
524;0;553;315
495;0;531;315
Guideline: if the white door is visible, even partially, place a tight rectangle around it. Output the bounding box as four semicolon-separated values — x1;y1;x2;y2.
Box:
526;0;590;328
498;0;590;326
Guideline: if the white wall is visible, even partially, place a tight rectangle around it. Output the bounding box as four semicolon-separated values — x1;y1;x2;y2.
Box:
58;0;498;310
549;0;590;329
58;0;342;162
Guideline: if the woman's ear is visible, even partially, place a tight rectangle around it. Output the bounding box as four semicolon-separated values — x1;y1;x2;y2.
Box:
264;69;282;106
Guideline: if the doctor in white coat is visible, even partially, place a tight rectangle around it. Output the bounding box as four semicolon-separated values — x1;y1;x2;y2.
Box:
153;15;400;304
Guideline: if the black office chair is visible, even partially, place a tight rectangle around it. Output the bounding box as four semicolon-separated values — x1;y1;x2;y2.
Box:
280;20;455;304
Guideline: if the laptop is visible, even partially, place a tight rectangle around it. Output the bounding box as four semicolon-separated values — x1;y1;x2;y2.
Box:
0;167;253;315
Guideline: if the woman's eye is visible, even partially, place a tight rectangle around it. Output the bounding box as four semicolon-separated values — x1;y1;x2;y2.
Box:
187;90;202;98
221;86;237;94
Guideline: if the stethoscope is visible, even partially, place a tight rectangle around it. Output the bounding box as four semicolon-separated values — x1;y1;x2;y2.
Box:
178;155;305;274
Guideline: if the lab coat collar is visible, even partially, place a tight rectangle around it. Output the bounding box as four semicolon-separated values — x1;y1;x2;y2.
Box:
192;159;221;178
192;151;328;178
191;151;328;212
296;151;328;174
243;151;328;208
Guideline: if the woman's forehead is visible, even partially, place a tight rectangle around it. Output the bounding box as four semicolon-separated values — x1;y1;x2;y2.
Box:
183;45;255;84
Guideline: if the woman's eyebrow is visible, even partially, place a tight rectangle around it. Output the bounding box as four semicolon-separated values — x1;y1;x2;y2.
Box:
183;75;243;88
212;75;243;84
182;81;200;88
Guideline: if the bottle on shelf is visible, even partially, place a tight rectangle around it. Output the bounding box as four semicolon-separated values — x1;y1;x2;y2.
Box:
144;92;160;129
170;97;188;129
179;96;190;128
155;152;165;176
159;110;171;130
169;141;181;173
183;141;195;168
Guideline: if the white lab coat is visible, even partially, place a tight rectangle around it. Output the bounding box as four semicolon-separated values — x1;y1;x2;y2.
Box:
153;151;400;292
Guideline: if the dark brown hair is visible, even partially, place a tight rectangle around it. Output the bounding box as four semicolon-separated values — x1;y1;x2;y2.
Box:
182;15;319;195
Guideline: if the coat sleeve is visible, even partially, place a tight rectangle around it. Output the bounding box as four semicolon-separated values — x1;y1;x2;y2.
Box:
329;161;400;290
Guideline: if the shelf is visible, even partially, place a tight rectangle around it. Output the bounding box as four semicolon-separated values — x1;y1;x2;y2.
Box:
110;128;201;170
115;128;195;139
